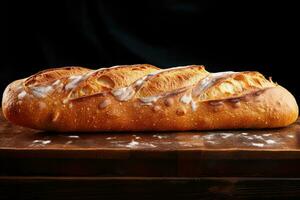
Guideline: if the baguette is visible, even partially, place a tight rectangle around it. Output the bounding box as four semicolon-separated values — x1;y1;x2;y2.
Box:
2;64;298;131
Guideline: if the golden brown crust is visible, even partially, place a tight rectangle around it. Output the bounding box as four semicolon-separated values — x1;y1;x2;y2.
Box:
2;64;298;131
136;65;208;98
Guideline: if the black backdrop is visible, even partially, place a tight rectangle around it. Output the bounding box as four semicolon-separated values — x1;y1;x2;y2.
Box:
4;0;299;101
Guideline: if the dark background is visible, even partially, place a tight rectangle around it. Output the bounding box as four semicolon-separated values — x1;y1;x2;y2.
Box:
4;0;299;101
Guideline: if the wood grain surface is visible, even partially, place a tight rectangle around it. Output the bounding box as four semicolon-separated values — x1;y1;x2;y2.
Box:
1;177;300;200
1;109;300;199
1;109;300;177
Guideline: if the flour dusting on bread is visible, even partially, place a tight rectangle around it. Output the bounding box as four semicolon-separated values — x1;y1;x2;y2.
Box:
2;64;298;131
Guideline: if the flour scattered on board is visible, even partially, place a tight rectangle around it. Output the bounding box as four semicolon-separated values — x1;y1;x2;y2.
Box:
203;134;215;140
192;135;201;139
121;140;157;148
220;133;234;139
65;141;73;145
126;140;139;148
200;131;283;148
30;140;51;147
251;143;264;147
263;134;272;137
178;141;194;147
106;136;117;140
253;135;264;140
32;140;51;145
132;135;141;140
153;135;168;139
68;135;79;139
266;139;276;144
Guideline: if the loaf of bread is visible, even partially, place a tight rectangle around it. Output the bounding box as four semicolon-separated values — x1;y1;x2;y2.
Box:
2;64;298;131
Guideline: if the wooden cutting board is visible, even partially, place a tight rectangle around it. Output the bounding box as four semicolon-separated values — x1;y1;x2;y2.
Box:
1;109;300;177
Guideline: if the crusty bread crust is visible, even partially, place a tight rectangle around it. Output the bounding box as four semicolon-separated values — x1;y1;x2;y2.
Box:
2;64;298;131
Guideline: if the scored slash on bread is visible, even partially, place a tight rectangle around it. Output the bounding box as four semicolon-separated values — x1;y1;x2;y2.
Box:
2;64;298;131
